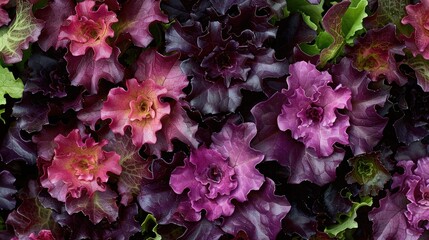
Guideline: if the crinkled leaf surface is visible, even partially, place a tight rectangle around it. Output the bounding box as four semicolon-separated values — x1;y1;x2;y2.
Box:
341;0;368;44
102;204;141;240
332;58;389;155
134;49;188;101
147;102;198;156
6;181;60;238
35;0;74;51
325;196;372;237
369;192;420;240
0;65;24;108
345;152;390;196
12;92;50;133
0;0;44;64
406;55;429;92
118;0;168;48
365;0;411;35
0;124;37;164
287;0;324;31
105;133;152;206
0;170;16;210
65;47;124;94
221;179;290;240
65;188;119;224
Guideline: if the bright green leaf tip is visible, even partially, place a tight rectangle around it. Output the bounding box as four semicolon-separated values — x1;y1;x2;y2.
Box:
141;214;162;240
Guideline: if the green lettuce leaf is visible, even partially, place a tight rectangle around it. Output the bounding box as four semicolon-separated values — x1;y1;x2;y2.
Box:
325;195;373;238
287;0;324;31
0;65;24;122
141;214;161;240
0;0;44;64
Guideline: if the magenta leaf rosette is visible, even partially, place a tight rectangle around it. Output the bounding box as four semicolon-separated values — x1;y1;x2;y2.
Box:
169;122;265;221
57;0;118;60
402;0;429;60
40;129;121;202
101;78;171;148
277;61;351;157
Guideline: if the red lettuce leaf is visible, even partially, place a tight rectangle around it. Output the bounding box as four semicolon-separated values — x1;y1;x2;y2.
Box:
221;179;290;240
118;0;168;48
134;49;188;101
65;46;124;94
65;188;119;224
6;181;62;239
35;0;74;51
105;133;152;206
332;58;389;155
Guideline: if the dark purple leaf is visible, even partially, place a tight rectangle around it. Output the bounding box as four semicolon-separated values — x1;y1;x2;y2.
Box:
102;204;141;240
221;179;290;240
12;92;50;133
0;170;16;210
0;124;37;165
65;188;119;224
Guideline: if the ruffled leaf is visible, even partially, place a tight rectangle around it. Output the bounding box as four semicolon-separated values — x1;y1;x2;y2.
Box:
147;102;198;156
0;0;10;27
0;170;16;210
6;181;61;239
102;204;141;240
65;46;124;94
221;179;290;240
0;0;44;64
0;65;24;122
65;188;119;224
332;58;389;155
35;0;74;51
141;214;161;240
105;133;152;206
369;192;420;240
118;0;168;48
345;152;390;196
0;124;37;165
12;92;50;133
365;0;411;35
211;122;265;203
134;49;188;101
406;55;429;92
325;196;372;237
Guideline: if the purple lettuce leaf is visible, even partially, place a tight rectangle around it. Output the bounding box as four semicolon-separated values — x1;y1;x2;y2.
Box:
12;92;50;133
223;1;277;47
186;63;242;114
0;170;16;210
104;133;153;206
147;102;199;156
65;188;119;224
35;0;74;51
134;49;189;101
332;58;389;155
369;192;420;240
0;124;37;165
102;204;141;240
6;181;62;239
211;0;286;16
0;0;44;64
405;54;429;92
160;0;211;24
76;94;103;130
210;122;265;202
165;21;204;57
118;0;168;48
25;54;69;98
393;115;429;144
53;210;102;239
288;147;345;185
178;218;224;240
221;179;290;239
65;46;124;94
251;92;344;185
